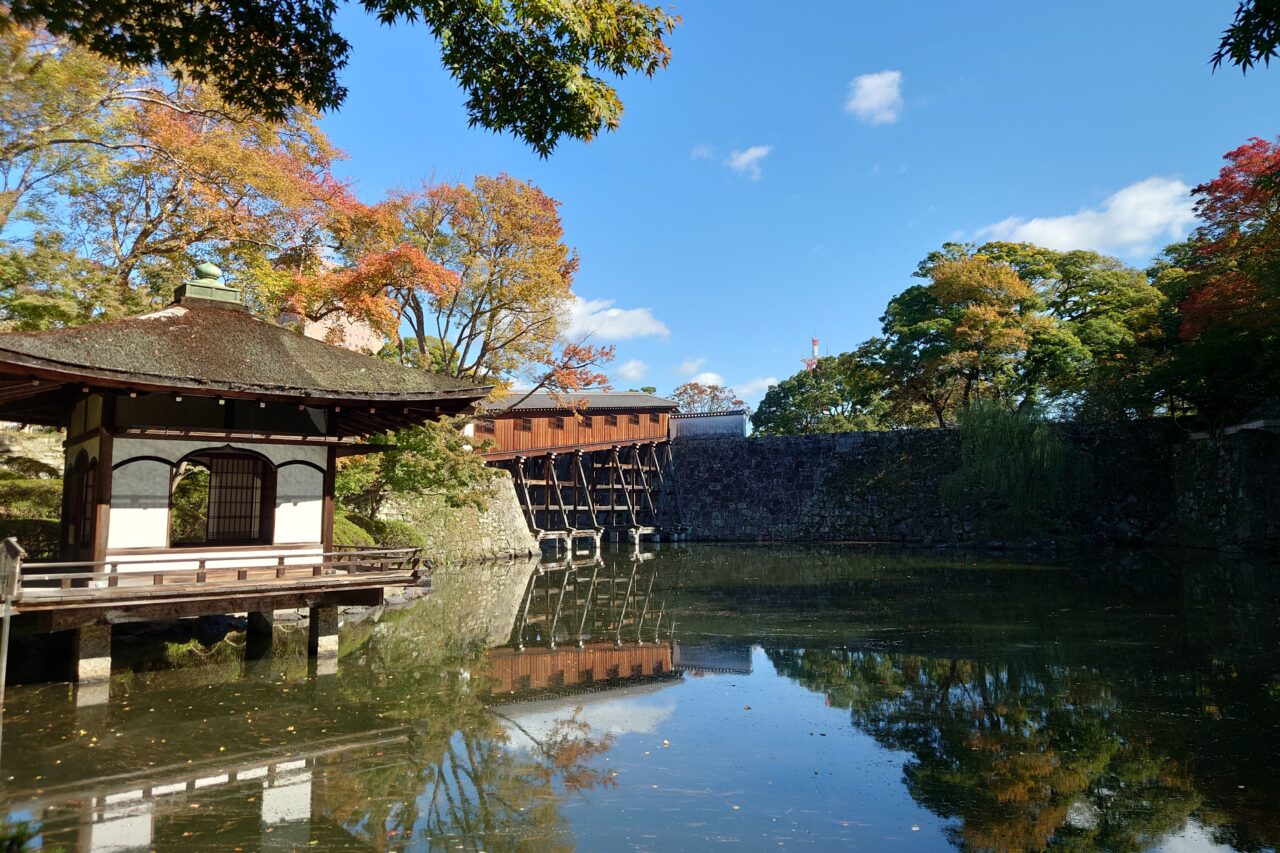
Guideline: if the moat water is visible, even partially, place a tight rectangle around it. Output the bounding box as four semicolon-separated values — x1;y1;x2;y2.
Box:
2;544;1279;852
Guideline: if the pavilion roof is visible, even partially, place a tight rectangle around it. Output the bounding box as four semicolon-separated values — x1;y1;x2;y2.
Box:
0;301;490;424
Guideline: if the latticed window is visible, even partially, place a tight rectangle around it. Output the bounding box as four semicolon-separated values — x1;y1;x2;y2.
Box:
517;417;533;432
606;414;618;427
552;416;566;430
207;455;269;541
171;452;274;545
581;415;593;428
475;418;495;435
628;413;641;425
649;413;661;424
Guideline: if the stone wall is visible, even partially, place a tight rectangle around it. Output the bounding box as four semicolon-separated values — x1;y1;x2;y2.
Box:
671;423;1277;552
382;472;538;565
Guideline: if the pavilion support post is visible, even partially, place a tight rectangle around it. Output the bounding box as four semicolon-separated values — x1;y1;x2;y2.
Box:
246;610;275;659
307;606;339;658
73;622;111;684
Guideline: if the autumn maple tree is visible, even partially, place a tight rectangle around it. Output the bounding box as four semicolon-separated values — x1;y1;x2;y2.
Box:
670;382;745;414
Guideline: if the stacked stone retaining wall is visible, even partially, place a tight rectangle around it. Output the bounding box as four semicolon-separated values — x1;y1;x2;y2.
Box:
670;423;1279;552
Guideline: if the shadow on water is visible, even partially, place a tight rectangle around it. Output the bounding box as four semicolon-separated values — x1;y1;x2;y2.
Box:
0;543;1277;851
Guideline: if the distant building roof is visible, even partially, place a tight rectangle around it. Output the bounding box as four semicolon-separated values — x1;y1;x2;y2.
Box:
485;391;679;414
0;301;489;411
670;409;749;419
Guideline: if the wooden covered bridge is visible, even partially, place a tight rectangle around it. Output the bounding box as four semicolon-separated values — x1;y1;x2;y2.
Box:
476;392;687;552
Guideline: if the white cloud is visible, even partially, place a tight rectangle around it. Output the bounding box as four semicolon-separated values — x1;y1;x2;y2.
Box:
564;296;670;341
690;143;714;160
845;70;903;124
735;376;778;397
725;145;772;181
690;371;726;386
978;176;1195;256
616;359;648;381
677;357;706;376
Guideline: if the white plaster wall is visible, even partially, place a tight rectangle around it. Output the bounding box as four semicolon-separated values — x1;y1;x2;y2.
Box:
670;413;749;440
106;458;171;550
274;463;323;544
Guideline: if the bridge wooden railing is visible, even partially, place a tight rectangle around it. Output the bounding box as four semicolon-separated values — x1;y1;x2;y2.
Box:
6;546;423;608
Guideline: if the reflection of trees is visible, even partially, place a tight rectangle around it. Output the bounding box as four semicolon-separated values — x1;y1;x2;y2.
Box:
322;597;616;850
769;649;1201;853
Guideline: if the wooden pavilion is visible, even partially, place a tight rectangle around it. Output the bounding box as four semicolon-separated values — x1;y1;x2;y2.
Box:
0;263;489;685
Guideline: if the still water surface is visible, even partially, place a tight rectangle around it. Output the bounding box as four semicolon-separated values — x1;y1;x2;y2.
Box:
2;544;1279;851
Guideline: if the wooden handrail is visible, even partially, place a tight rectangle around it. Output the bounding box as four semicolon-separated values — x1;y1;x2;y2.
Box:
15;546;423;597
22;547;418;572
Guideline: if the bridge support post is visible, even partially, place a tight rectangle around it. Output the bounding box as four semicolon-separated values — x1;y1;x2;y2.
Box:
73;622;111;684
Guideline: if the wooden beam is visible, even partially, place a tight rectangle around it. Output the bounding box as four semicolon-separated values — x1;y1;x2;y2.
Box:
611;448;637;528
547;454;572;532
575;451;599;530
632;445;658;525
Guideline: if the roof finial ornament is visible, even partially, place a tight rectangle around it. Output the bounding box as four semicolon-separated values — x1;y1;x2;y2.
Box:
188;261;225;288
172;258;245;309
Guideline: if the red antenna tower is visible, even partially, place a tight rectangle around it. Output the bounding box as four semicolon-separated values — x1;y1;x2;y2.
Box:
803;337;819;371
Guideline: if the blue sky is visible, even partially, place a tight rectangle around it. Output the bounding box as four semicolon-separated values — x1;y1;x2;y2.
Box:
321;1;1278;403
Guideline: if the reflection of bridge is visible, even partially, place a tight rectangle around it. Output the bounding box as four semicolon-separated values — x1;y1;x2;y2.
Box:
485;552;680;700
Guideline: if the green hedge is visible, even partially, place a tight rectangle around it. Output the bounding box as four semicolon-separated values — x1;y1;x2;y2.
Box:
0;519;60;560
333;513;376;548
0;478;61;521
335;509;428;549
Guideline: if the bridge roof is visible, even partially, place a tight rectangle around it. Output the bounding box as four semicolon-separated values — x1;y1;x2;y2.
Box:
486;391;678;414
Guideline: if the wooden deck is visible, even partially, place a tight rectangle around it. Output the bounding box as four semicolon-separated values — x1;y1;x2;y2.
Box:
4;545;422;631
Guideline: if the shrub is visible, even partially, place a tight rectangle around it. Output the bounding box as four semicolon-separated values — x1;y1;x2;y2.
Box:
0;519;60;560
333;513;376;548
942;402;1092;538
0;478;61;520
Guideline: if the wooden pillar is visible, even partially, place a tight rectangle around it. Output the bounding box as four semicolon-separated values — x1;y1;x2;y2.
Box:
611;448;637;528
91;432;113;565
633;445;657;525
547;453;571;531
321;446;336;552
575;451;599;530
513;457;537;531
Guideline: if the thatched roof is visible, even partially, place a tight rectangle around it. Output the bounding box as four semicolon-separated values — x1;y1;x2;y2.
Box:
0;302;488;405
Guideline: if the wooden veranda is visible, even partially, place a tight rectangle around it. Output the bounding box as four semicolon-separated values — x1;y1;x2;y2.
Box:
2;541;422;632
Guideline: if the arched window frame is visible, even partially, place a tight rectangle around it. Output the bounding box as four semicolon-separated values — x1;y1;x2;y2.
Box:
169;448;277;547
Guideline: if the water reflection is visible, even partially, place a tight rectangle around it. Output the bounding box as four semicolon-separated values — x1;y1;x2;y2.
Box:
0;544;1278;851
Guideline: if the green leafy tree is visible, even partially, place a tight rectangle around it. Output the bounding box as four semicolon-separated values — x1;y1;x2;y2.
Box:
1214;1;1280;73
1;0;680;155
751;352;890;436
335;416;496;519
